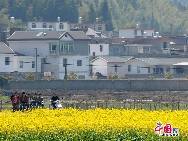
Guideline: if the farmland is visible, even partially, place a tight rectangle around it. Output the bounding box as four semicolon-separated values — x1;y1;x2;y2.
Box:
0;109;187;140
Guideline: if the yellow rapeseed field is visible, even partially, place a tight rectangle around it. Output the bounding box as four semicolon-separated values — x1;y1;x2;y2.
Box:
0;109;187;136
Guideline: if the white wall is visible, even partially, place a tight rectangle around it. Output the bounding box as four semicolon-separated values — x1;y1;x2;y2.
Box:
43;56;89;79
89;44;109;56
0;54;41;73
0;54;15;72
92;59;108;76
15;56;41;72
27;22;70;31
125;59;150;74
8;40;58;57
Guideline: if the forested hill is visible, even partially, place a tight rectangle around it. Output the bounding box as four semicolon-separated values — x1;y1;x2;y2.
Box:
1;0;188;34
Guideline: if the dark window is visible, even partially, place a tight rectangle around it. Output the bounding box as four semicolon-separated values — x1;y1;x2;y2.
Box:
19;61;23;68
148;67;150;73
32;23;36;28
100;45;103;52
52;45;56;51
49;25;52;28
128;65;131;72
43;23;47;28
92;52;96;57
49;43;57;54
115;65;118;73
163;42;167;49
32;61;35;68
98;25;102;31
59;23;64;29
63;58;67;67
77;60;82;66
5;57;10;65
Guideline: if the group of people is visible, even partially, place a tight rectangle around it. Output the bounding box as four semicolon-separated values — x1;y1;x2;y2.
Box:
10;92;63;111
10;92;44;112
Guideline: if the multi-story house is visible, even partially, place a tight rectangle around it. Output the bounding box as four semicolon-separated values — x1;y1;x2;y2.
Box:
7;31;91;79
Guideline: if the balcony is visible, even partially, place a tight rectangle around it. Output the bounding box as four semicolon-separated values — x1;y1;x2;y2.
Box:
49;50;57;55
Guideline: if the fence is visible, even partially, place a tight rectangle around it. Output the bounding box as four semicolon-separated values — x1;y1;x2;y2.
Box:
5;80;188;91
1;99;188;111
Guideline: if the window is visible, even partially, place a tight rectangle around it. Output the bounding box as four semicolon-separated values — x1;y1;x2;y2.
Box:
163;42;167;49
148;67;150;73
59;22;64;29
32;23;36;28
43;23;47;28
49;25;53;29
32;61;35;68
137;66;140;73
77;60;82;66
19;61;23;68
63;58;67;67
5;57;10;65
49;43;57;54
128;65;131;72
60;42;74;54
100;45;103;52
115;65;118;73
92;52;96;57
98;24;102;31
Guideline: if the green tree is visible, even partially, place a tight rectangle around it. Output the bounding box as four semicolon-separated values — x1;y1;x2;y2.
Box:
88;4;96;23
100;0;113;31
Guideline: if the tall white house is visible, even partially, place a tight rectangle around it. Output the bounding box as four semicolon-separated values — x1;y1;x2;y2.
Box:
7;31;91;79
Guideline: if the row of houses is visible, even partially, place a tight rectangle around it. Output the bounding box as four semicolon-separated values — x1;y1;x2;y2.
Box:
92;56;188;79
1;27;188;80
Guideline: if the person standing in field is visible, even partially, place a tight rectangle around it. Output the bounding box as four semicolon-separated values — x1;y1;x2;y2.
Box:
10;92;20;112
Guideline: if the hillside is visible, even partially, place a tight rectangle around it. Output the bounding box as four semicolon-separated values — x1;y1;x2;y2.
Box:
1;0;188;34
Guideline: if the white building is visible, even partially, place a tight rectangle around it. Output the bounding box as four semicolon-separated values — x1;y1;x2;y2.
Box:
0;42;41;73
27;21;70;31
7;31;91;79
91;56;133;78
89;43;109;57
119;28;155;38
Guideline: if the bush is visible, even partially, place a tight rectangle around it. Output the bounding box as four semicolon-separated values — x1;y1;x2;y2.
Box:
164;72;173;79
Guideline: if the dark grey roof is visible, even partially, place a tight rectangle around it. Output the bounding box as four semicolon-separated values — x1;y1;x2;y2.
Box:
68;31;91;40
7;31;90;41
7;31;65;41
0;42;14;54
139;58;188;65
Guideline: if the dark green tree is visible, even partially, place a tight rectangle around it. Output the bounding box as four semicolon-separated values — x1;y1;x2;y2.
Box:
88;4;96;23
100;0;113;31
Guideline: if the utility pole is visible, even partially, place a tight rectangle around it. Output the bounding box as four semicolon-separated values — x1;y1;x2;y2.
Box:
64;63;72;80
35;48;38;80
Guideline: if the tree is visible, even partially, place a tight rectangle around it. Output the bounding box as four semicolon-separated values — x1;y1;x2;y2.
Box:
88;4;96;23
100;0;113;31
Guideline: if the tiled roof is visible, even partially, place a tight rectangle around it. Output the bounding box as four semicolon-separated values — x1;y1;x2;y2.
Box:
68;31;91;40
7;31;90;41
140;58;188;65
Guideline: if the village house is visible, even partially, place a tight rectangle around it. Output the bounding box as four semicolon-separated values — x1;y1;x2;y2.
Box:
7;31;91;80
27;21;70;31
91;56;188;79
0;42;41;80
119;27;155;38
